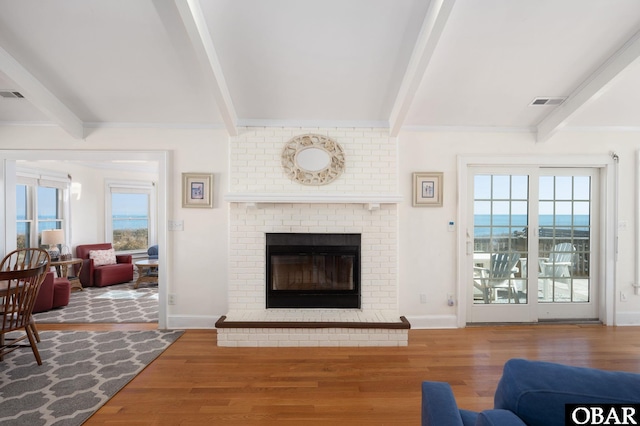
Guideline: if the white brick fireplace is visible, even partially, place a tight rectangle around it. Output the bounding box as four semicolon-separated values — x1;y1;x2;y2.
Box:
219;127;407;346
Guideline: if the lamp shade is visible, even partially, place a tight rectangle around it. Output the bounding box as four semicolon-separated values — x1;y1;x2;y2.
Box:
41;229;64;245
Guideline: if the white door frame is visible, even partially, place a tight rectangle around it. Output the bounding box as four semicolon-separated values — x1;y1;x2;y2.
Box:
0;150;170;330
456;154;616;327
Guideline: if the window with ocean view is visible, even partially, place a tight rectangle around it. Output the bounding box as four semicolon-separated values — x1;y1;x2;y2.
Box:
107;180;156;253
473;175;529;305
111;193;149;251
16;171;68;250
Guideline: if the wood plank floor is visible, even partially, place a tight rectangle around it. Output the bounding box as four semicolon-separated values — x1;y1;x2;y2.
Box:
38;323;640;425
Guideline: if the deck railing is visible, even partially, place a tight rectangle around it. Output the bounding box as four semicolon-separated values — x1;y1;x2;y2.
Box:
474;227;590;277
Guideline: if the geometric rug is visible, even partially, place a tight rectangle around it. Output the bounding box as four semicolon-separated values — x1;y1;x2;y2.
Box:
0;330;183;425
33;282;158;324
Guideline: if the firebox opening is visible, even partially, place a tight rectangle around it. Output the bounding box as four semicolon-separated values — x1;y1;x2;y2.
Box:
266;233;361;309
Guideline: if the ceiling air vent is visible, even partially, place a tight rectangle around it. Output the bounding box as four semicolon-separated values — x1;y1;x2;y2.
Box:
0;91;24;99
530;97;566;106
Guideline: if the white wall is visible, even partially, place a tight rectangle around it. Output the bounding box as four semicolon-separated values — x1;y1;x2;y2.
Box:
398;130;640;327
2;125;640;328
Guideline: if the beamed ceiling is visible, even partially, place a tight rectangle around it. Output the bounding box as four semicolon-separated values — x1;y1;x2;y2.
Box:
0;0;639;142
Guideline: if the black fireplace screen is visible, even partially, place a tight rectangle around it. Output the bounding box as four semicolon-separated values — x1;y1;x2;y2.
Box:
266;233;361;308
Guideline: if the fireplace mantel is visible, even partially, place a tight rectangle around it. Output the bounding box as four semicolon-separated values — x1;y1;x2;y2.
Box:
225;193;402;210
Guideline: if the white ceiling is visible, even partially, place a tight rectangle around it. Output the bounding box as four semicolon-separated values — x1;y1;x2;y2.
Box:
0;0;639;141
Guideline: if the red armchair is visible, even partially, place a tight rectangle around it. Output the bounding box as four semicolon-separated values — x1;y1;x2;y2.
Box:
75;243;134;287
33;272;71;313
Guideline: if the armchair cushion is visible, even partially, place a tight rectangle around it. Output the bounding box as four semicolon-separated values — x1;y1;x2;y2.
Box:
476;410;526;426
33;272;70;313
89;248;117;266
33;271;54;313
148;245;158;260
421;381;464;426
494;358;640;426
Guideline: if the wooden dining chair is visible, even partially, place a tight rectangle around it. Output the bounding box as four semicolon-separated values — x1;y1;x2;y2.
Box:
0;248;50;365
1;248;51;342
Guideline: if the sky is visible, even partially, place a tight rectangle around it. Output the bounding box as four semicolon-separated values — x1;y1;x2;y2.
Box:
17;186;149;219
474;175;591;216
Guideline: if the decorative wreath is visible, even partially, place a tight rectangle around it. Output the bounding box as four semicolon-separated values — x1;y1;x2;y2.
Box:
281;134;345;186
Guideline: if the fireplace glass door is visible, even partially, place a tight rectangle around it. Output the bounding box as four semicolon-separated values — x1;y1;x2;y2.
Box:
271;254;355;291
266;233;361;308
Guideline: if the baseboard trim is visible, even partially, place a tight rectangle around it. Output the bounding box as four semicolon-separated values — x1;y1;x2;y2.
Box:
615;312;640;326
404;314;458;329
166;314;218;329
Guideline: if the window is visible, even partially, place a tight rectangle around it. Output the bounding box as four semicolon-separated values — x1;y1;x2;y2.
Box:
106;181;156;253
16;184;30;249
38;186;64;233
16;169;69;249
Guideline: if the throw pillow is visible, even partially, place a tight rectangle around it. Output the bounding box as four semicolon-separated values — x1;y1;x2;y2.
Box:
89;248;117;266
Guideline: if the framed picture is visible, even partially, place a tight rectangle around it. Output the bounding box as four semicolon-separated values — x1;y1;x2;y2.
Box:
413;172;443;207
182;173;213;208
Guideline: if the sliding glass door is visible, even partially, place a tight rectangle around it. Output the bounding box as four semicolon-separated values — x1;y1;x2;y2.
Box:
467;167;598;323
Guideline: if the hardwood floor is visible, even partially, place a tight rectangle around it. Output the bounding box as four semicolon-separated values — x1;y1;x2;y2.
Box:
38;323;640;425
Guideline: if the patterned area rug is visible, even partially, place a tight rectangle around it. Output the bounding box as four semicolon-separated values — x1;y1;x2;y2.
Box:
0;330;183;425
33;282;158;323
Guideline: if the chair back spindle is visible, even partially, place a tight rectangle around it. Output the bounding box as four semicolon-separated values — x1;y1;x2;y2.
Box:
0;248;51;365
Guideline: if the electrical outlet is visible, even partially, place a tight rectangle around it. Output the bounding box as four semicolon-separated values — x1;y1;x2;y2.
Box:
447;294;455;306
620;291;628;302
420;294;427;304
168;293;176;305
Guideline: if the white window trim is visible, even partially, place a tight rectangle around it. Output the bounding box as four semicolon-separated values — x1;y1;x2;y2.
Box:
16;166;71;248
105;179;157;254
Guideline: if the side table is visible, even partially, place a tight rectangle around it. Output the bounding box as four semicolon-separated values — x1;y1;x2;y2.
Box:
134;259;158;289
50;258;84;291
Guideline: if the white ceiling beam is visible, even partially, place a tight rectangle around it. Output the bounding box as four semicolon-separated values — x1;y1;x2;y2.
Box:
537;29;640;143
175;0;238;136
388;0;456;137
0;46;84;139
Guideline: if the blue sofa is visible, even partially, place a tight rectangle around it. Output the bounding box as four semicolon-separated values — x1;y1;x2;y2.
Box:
422;358;640;426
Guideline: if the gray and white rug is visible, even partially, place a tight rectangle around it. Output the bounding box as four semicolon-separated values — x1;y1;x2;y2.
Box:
33;282;158;323
0;330;183;425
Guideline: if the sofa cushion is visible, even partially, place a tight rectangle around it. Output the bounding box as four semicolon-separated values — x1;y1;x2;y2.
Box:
494;358;640;426
89;248;117;266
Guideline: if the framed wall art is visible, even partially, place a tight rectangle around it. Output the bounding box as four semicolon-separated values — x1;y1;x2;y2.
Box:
182;173;213;208
412;172;443;207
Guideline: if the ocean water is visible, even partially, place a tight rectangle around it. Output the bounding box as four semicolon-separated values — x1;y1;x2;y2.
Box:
112;216;148;230
17;215;148;234
474;214;589;237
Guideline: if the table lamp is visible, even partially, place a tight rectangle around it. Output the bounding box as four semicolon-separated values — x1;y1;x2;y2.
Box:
41;229;64;261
